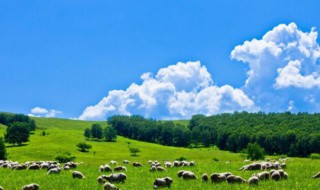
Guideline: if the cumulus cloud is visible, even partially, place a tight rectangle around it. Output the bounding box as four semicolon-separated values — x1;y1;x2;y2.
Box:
79;61;255;120
29;107;62;118
231;22;320;112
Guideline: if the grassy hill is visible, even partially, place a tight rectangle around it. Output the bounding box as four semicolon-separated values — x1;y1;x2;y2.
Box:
0;117;319;189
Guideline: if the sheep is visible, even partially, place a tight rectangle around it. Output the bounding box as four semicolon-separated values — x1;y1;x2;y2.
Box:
153;177;173;189
113;166;127;172
283;172;288;179
100;165;113;172
105;173;127;183
173;161;180;167
248;176;259;185
64;165;70;170
156;166;166;172
22;183;40;190
15;164;28;170
150;166;156;172
177;170;186;177
47;167;61;174
271;171;281;181
110;160;118;165
280;163;286;169
0;186;3;190
210;173;226;183
240;163;261;171
226;175;247;183
164;162;173;168
256;171;270;180
189;161;195;166
132;162;143;167
181;171;197;180
103;182;119;190
64;162;77;169
220;172;233;178
312;172;320;178
28;164;40;170
72;171;85;179
202;173;209;182
122;160;130;164
97;175;107;184
40;163;49;169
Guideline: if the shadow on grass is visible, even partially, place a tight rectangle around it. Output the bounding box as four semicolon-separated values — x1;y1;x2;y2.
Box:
130;154;140;157
6;144;28;148
77;149;90;153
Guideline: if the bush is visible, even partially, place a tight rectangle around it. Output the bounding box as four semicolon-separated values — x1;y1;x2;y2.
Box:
212;157;219;162
310;153;320;159
77;142;92;152
129;147;140;156
244;142;265;160
176;156;187;161
55;152;76;163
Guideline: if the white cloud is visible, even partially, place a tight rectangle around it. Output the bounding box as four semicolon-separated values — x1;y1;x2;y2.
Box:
231;22;320;112
29;107;62;118
79;61;255;120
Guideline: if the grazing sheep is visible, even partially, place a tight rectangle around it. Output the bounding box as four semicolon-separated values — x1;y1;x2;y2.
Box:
240;163;261;171
210;173;226;183
277;169;285;177
189;161;195;166
22;183;40;190
248;176;259;185
181;171;197;180
220;172;233;177
153;177;173;189
150;166;156;172
283;172;288;179
113;166;127;172
173;161;180;167
28;164;40;170
64;162;77;169
64;165;70;170
280;163;286;169
15;164;28;170
256;171;270;180
110;160;118;165
177;170;186;177
100;165;113;172
156;166;166;172
202;173;209;182
97;175;107;184
72;171;85;179
164;162;173;168
271;171;281;181
0;186;3;190
47;167;61;174
132;162;143;167
122;160;130;164
226;175;247;183
105;173;127;183
313;172;320;178
103;182;119;190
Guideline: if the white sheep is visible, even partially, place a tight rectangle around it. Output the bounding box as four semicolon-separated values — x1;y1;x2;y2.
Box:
153;177;173;189
103;182;119;190
312;172;320;178
202;173;209;181
226;175;247;183
210;173;226;183
22;183;40;190
181;171;197;180
72;171;85;179
105;173;127;183
271;171;281;181
156;166;166;172
248;176;259;185
122;160;130;164
110;160;118;165
47;167;61;174
113;166;127;172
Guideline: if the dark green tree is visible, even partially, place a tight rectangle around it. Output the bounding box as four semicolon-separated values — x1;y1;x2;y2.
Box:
129;147;140;156
91;123;103;139
5;122;30;146
245;142;265;160
84;128;91;139
202;130;212;147
76;142;92;152
0;137;7;160
104;126;117;142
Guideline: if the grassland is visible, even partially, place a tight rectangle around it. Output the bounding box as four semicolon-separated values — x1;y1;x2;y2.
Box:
0;117;319;189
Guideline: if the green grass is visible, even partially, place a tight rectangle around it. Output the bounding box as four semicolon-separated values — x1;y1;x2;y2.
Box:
0;117;319;189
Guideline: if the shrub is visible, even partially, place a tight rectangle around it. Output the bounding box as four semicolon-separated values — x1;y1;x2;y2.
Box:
77;142;92;152
244;142;265;160
212;157;219;162
176;156;187;161
129;147;140;156
310;153;320;160
55;152;76;163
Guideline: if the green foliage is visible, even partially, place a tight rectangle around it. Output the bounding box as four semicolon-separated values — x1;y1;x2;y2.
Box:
84;128;91;139
0;113;36;131
0;137;7;160
176;156;187;161
76;142;92;152
55;152;76;163
310;153;320;159
104;126;117;142
245;142;265;160
212;157;219;162
4;122;30;145
129;147;140;156
90;123;103;139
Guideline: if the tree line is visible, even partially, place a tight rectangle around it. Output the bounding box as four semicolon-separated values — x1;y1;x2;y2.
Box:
84;123;117;142
108;112;320;157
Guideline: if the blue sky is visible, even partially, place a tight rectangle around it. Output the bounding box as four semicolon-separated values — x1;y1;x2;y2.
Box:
1;1;320;120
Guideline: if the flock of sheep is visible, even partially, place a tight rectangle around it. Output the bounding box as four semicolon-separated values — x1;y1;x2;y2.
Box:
0;158;320;189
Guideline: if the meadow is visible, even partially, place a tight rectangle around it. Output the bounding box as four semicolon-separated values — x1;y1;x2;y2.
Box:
0;118;319;190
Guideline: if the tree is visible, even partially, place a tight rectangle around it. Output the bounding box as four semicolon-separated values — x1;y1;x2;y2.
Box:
5;122;30;145
245;142;265;160
76;142;92;152
0;137;7;160
91;123;103;139
84;128;91;139
129;147;140;156
104;126;117;142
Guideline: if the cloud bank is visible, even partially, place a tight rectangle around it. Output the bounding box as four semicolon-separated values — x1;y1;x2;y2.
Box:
29;107;62;118
79;61;255;120
80;22;320;120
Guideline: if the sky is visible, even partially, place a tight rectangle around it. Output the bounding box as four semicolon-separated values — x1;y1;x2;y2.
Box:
1;1;320;120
